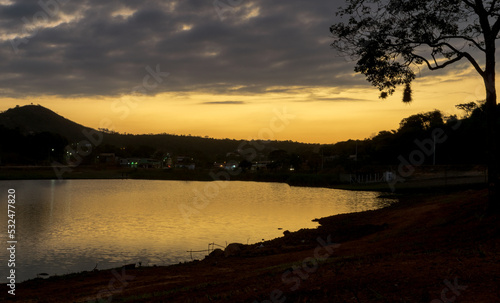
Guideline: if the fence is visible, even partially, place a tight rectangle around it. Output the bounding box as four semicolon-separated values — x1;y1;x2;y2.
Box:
186;242;226;260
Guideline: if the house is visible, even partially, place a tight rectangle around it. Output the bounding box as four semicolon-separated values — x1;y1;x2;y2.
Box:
120;158;161;169
175;156;196;170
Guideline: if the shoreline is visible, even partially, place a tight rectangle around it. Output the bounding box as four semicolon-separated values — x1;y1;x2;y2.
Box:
1;188;499;302
0;165;488;193
3;175;398;286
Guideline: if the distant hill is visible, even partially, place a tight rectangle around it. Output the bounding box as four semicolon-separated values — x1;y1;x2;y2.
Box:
0;104;94;141
0;105;320;164
0;104;490;169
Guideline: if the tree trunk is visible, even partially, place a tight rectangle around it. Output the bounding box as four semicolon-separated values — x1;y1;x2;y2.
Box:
484;68;499;211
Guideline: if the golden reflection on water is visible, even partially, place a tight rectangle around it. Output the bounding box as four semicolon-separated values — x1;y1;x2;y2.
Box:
0;179;396;281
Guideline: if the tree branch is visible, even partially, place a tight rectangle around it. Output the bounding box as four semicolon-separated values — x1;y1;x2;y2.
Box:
472;0;493;36
488;0;499;14
475;0;487;11
438;35;486;52
462;0;493;37
461;52;486;77
487;0;500;36
461;0;477;10
492;19;500;36
381;35;486;77
430;41;462;54
491;12;500;36
411;53;464;71
426;41;485;77
432;53;439;67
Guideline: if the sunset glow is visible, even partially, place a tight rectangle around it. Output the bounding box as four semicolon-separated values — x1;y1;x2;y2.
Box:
0;1;490;144
0;72;486;144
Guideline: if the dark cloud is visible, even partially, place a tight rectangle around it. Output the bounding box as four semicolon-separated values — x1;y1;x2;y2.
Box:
0;2;41;19
0;0;393;98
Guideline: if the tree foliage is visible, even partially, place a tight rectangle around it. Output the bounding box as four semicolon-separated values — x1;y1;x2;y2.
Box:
456;101;479;117
330;0;500;100
331;0;500;208
399;110;445;132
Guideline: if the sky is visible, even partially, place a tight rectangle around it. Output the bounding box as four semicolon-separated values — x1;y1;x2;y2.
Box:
0;0;492;144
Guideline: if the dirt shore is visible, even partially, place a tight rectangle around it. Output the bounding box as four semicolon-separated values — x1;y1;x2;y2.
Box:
1;189;499;302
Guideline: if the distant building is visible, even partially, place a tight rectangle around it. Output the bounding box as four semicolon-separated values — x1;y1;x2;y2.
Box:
140;159;161;169
383;171;395;182
340;171;394;184
175;156;195;170
162;155;173;169
120;158;161;169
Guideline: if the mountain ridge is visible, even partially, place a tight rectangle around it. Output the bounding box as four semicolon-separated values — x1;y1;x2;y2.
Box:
0;104;95;141
0;105;320;162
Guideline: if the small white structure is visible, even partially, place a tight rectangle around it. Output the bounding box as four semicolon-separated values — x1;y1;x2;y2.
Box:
383;171;395;182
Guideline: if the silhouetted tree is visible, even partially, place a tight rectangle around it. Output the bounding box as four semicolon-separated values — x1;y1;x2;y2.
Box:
456;102;479;118
399;110;444;133
331;0;500;209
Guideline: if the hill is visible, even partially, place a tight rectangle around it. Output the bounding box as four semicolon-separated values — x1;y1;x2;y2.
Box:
1;103;494;172
0;104;94;141
0;105;320;166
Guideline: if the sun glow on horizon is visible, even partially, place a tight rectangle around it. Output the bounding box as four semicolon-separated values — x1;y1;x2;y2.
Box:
0;73;487;144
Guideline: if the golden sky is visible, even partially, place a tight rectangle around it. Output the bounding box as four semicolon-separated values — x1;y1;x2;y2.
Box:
0;71;486;144
0;1;490;144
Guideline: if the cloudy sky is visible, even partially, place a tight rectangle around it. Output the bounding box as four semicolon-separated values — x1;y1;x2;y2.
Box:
0;0;488;143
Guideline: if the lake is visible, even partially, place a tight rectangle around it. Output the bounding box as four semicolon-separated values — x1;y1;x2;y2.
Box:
0;179;397;282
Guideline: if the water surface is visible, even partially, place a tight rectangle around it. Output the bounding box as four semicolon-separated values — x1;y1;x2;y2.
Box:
0;179;396;282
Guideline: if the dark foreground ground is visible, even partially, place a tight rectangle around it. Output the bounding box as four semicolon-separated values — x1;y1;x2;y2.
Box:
1;188;499;302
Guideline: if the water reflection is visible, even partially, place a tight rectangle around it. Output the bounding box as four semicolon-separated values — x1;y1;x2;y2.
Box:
0;179;397;282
